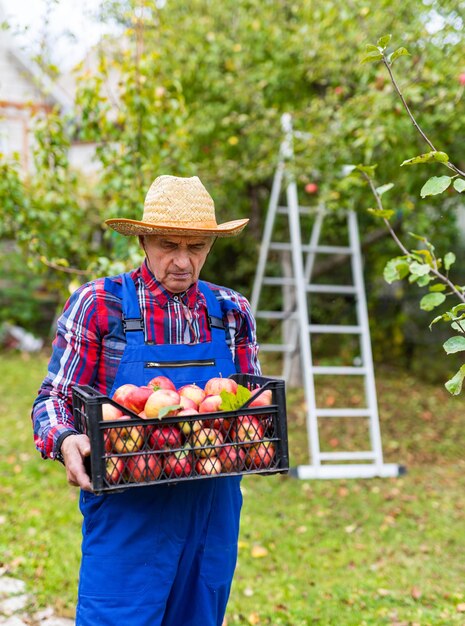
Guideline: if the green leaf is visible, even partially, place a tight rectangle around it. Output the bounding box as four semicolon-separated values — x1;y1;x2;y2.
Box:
430;314;447;329
355;164;378;177
383;257;409;283
444;252;456;271
420;292;446;311
453;179;465;193
420;176;452;198
389;46;409;63
158;404;182;419
445;364;465;395
360;52;383;64
367;208;395;219
365;44;380;53
451;303;465;316
409;261;430;276
377;34;392;49
401;151;446;166
220;384;251;411
433;151;450;163
375;183;394;196
443;336;465;355
417;274;432;287
429;283;446;292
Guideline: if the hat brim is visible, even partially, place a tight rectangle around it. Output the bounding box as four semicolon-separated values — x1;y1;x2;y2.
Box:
105;218;249;237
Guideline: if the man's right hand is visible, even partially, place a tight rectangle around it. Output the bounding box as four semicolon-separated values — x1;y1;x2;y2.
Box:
60;434;93;492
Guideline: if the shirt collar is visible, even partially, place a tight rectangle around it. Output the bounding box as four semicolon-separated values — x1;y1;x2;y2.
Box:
140;259;203;309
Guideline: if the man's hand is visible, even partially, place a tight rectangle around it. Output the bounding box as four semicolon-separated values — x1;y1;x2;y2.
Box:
60;434;93;492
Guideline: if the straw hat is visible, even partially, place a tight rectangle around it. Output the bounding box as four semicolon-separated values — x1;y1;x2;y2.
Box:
105;175;249;237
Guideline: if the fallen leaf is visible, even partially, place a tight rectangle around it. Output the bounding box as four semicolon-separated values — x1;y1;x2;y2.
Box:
411;586;422;600
251;544;268;558
248;612;260;625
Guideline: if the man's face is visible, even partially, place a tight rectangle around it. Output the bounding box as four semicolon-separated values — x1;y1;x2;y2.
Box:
141;234;213;293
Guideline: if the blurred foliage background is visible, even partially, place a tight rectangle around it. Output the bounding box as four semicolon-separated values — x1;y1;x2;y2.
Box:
1;0;465;380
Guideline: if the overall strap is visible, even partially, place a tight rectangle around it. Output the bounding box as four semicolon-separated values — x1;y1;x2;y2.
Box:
120;273;145;345
198;281;254;343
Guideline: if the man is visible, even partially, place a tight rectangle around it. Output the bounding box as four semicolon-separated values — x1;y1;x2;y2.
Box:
32;175;260;626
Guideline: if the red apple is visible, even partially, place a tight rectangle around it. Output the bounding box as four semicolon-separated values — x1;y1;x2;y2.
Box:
149;425;183;451
249;387;273;408
178;383;206;407
204;377;238;396
230;415;264;447
164;448;193;478
459;72;465;86
127;453;163;482
195;456;222;475
179;395;197;411
218;444;246;473
304;182;318;194
102;403;124;421
147;375;177;391
198;394;223;414
144;389;181;419
190;427;223;458
105;456;125;484
245;442;276;470
112;384;153;414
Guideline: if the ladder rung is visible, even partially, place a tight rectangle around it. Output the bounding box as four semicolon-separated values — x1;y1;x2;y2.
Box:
308;324;361;334
318;451;377;461
312;366;367;375
259;343;295;353
255;311;297;320
277;205;319;216
263;277;295;286
315;408;372;418
306;285;357;295
269;243;352;255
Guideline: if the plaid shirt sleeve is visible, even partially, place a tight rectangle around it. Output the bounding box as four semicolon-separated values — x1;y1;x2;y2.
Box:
214;286;261;377
31;282;101;460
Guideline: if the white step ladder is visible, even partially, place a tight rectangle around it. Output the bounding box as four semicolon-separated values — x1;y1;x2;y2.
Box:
251;114;403;480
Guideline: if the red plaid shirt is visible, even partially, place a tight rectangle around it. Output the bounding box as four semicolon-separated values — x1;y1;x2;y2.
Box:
32;261;261;460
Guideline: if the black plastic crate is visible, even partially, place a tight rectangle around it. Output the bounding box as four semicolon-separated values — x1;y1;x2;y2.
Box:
72;373;289;494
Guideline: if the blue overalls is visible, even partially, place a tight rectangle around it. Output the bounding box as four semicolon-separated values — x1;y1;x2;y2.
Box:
76;273;243;626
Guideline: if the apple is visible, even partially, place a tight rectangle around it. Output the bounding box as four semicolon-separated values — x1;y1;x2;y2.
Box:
459;72;465;86
110;421;145;454
147;375;177;391
112;383;153;414
164;448;193;478
105;456;125;484
144;389;181;419
204;377;238;396
230;415;264;447
198;394;223;414
177;408;202;437
249;387;273;408
195;456;222;475
149;425;183;451
190;427;223;458
304;182;318;194
127;453;163;482
102;403;124;421
179;395;197;411
245;442;276;470
178;383;206;407
218;444;246;473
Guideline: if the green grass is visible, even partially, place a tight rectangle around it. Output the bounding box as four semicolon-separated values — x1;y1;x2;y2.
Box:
1;353;465;624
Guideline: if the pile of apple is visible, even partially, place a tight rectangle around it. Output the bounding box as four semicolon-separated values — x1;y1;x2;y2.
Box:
101;375;276;485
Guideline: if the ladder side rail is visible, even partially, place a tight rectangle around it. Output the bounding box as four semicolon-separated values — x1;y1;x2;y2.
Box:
348;210;385;468
286;179;322;468
250;153;285;314
283;207;325;383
